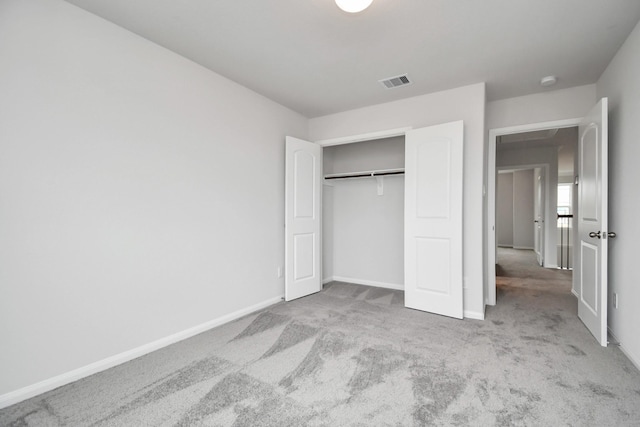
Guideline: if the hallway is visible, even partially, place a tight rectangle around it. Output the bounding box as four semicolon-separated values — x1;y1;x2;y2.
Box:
496;247;572;294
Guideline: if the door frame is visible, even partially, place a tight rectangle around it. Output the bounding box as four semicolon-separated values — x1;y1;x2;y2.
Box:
534;167;546;266
315;127;412;147
486;118;581;306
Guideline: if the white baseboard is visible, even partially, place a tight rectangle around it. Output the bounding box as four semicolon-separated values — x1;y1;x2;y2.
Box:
608;328;640;372
512;246;534;250
464;309;485;320
322;276;333;285
484;298;496;307
0;295;283;410
329;276;404;291
571;288;579;297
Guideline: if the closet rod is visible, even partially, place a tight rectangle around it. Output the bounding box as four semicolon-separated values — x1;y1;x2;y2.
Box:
324;169;405;180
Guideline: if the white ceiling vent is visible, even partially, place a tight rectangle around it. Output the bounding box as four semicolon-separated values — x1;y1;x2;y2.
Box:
379;74;412;89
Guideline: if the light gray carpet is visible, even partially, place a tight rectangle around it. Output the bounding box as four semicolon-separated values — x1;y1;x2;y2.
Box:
2;263;640;425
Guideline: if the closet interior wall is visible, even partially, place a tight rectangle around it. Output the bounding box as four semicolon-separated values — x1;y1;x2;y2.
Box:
322;136;405;289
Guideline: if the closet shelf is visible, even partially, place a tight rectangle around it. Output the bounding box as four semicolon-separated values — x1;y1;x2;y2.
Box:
323;168;405;181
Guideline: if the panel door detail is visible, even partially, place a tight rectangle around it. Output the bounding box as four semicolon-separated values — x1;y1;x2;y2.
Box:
404;121;464;319
285;136;322;301
576;98;608;347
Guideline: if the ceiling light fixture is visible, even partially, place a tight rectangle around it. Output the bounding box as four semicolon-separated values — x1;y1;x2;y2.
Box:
540;75;558;87
335;0;373;13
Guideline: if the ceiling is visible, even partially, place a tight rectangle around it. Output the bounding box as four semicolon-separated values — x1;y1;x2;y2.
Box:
64;0;640;118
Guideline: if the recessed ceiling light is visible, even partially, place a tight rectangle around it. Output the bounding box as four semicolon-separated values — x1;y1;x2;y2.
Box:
335;0;373;13
540;75;558;87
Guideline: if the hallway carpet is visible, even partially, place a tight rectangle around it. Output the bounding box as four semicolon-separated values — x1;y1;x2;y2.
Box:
2;274;639;425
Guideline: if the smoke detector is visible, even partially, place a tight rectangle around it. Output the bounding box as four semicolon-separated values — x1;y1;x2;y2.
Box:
540;75;558;87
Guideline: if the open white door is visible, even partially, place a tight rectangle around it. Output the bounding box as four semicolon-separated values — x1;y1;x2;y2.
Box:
576;98;609;346
404;121;464;319
285;136;322;301
534;169;545;266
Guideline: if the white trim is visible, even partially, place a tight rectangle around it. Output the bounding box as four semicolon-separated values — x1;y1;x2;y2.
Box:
608;328;640;372
512;246;535;250
571;288;579;297
330;276;404;291
464;309;485;320
315;127;412;147
0;295;283;409
486;118;582;307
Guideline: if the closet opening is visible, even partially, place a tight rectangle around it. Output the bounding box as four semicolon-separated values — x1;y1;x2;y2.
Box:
322;136;406;291
286;121;464;318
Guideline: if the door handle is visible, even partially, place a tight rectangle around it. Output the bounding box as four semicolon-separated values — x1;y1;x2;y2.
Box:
607;231;617;239
589;231;601;239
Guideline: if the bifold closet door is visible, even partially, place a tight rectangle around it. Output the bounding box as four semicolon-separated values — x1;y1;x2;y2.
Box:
285;136;322;301
404;121;464;319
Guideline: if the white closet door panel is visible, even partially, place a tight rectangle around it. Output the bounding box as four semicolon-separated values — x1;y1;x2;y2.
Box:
405;121;464;319
285;136;322;301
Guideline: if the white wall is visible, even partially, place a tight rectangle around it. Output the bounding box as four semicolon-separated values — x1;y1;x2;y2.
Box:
323;138;405;288
0;0;307;400
496;173;514;247
596;20;640;368
329;178;404;288
324;136;405;174
512;170;535;249
487;85;596;129
310;83;487;319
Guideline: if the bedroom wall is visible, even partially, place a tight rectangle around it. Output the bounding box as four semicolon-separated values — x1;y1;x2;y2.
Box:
596;19;640;369
0;0;307;402
487;85;596;129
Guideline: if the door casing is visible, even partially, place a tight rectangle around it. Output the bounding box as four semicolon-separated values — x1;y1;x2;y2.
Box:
486;118;581;306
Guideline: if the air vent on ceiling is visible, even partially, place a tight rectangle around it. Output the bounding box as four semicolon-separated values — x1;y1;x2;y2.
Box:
379;74;412;89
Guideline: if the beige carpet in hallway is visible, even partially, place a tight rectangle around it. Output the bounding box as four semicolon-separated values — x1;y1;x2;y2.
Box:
496;247;572;293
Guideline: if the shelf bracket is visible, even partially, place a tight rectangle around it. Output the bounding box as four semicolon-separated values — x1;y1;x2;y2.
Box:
376;176;384;196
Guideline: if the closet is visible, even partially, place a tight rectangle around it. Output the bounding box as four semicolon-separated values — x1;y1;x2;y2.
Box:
322;136;405;290
285;120;464;319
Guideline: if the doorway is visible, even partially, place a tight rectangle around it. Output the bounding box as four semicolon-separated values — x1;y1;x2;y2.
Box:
486;120;580;306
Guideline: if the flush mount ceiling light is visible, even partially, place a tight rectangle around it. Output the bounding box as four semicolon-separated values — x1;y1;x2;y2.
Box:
335;0;373;13
540;75;558;87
